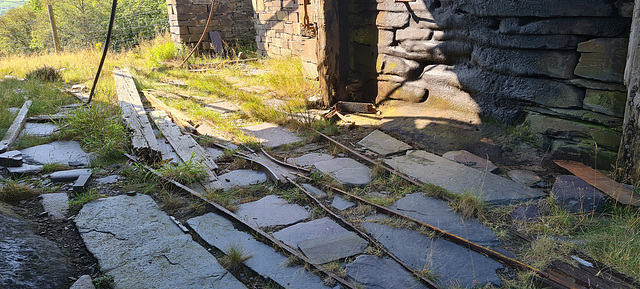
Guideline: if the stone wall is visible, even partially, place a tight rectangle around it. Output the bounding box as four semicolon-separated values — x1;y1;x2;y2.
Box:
167;0;255;49
348;0;633;166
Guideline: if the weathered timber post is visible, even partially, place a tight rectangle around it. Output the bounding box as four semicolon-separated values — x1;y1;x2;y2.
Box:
47;5;61;53
617;0;640;183
315;0;346;107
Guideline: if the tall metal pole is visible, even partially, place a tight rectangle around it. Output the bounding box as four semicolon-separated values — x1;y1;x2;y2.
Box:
46;5;61;53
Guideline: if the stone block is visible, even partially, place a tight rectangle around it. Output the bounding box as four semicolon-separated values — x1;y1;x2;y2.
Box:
289;12;298;22
358;129;412;156
235;195;310;228
383;41;471;64
444;27;587;50
583;89;627;117
575;38;628;83
275;11;287;20
442;0;614;17
298;232;367;264
346;255;428;289
350;25;379;45
551;141;618;170
541;107;622;128
527;113;621;150
569;78;627;92
378;29;395;47
331;196;355;210
376;54;421;78
313;158;371;187
551;175;607;213
301;61;319;79
378;80;428;103
376;12;409;29
507;170;542;187
442;150;498;172
396;27;432;42
50;169;92;182
471;46;579;79
499;17;628;37
616;0;634;17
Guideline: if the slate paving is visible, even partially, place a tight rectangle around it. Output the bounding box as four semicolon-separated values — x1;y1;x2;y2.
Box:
218;169;268;190
508;170;543;187
188;213;330;289
331;196;356;210
21;141;93;166
50;169;92;182
551;175;607;213
6;164;43;175
314;158;371;186
346;255;427;289
442;150;498;172
287;152;334;167
20;123;58;137
40;193;69;219
235;195;310;228
241;123;302;148
362;221;504;287
357;130;412;156
75;195;246;289
301;183;327;199
388;193;501;247
385;150;544;204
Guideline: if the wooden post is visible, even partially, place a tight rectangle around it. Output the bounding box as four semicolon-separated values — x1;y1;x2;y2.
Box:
47;5;61;53
315;0;346;107
616;0;640;183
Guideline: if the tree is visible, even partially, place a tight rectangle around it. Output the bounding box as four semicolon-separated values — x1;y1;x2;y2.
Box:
0;6;38;54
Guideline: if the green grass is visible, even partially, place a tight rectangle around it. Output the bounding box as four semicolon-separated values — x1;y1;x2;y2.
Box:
69;189;104;210
156;157;208;184
0;179;40;203
220;244;252;270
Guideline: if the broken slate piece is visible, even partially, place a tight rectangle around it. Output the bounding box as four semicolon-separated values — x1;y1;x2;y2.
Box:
314;158;371;186
299;232;368;264
511;205;541;221
6;164;43;175
287;153;334;167
301;183;327;199
41;193;69;220
442;150;498;172
0;150;22;167
241;123;302;148
235;195;310;228
346;255;427;289
96;175;120;185
73;173;92;193
357;130;412;156
50;169;92;182
218;169;268;190
508;170;543;187
551;175;607;213
273;217;351;248
21;141;92;166
69;275;95;289
188;213;329;289
20;122;58;137
331;196;355;210
204;101;240;114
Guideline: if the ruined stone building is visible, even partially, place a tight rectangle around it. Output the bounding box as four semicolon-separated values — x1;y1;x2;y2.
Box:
167;0;633;168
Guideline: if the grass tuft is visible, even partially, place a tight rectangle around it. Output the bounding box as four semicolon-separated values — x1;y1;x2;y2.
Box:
451;191;486;219
25;65;62;82
220;244;252;270
68;189;104;210
156;157;208;184
0;180;40;203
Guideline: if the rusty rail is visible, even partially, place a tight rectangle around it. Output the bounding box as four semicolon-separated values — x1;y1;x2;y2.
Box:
123;153;358;289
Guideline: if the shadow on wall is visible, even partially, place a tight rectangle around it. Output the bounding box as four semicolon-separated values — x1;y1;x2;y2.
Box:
348;0;631;168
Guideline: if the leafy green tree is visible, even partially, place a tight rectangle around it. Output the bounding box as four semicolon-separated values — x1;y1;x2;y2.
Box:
0;6;38;54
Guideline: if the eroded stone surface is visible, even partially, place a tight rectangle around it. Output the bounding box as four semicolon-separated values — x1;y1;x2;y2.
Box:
299;232;368;264
187;213;329;289
362;222;503;287
551;175;607;213
384;150;544;204
357;129;412;156
235;195;309;228
273;217;350;247
287;153;334;167
218;169;268;190
442;150;498;172
346;255;427;289
41;193;69;219
242;123;302;148
74;195;245;289
314;158;371;186
21;141;92;166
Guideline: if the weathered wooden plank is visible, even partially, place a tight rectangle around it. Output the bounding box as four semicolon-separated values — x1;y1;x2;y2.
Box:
141;90;196;133
335;101;377;114
617;0;640;182
148;110;221;190
555;160;640;207
0;100;32;153
27;113;69;123
114;67;161;162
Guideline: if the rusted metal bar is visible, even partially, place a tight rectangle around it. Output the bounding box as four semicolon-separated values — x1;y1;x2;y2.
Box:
321;184;574;289
288;177;441;289
260;148;311;174
124;153;357;289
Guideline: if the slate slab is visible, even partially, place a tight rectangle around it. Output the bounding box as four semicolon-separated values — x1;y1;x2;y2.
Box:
362;222;503;287
50;169;92;182
69;275;95;289
187;213;330;289
511;205;541;221
21;141;92;166
74;195;245;289
272;217;348;245
242;123;302;148
41;193;69;219
1;211;71;289
332;196;355;210
96;175;120;185
551;175;607;213
357;130;412;156
235;195;310;228
389;193;501;247
299;232;368;264
218;169;268;190
6;164;43;175
20;122;58;137
384;150;544;204
73;173;92;193
301;183;327;199
314;158;371;187
287;153;334;167
508;170;543;187
346;255;427;289
205;147;224;159
0;150;22;167
442;150;498;172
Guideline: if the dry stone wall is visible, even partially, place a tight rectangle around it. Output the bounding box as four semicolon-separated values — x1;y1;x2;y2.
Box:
167;0;255;49
348;0;633;166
